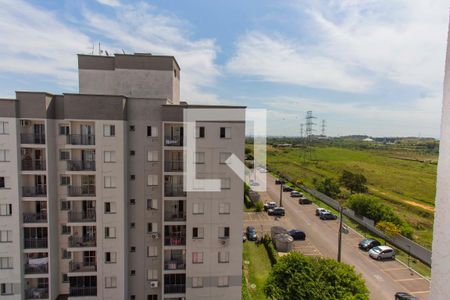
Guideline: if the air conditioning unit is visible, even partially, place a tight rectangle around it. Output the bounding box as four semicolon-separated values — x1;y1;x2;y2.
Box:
150;280;159;288
151;232;160;239
20;120;31;127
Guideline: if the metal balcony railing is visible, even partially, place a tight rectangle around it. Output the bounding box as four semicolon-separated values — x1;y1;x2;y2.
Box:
164;185;186;197
164;211;186;222
164;235;186;246
68;186;96;197
67;134;95;146
68;210;96;223
23;212;47;223
67;160;96;171
164;135;183;147
164;284;186;294
69;287;97;297
20;133;45;145
24;263;48;274
21;159;46;171
69;261;97;273
22;186;47;197
68;236;96;248
164;160;183;172
24;288;48;299
24;238;48;249
164;260;186;270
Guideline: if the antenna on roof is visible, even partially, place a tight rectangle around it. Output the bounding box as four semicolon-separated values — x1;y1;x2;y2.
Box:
105;50;109;56
121;49;126;54
87;43;94;55
98;42;103;55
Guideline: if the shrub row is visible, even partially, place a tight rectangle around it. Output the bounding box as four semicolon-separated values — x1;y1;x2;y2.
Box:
260;234;278;266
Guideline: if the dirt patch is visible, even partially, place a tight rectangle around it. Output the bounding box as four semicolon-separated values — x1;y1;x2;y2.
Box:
403;200;434;213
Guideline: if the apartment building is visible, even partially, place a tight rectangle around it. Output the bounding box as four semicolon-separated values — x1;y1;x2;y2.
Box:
0;53;244;300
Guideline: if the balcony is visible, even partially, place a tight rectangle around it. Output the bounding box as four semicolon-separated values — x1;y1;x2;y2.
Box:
22;186;47;197
22;160;46;171
21;133;45;145
164;235;186;246
69;236;96;248
164;135;183;147
68;210;96;223
23;212;47;223
24;262;48;275
69;261;97;273
67;160;96;171
68;186;96;197
67;134;95;146
165;160;183;172
24;238;48;249
164;284;186;294
164;211;186;222
164;250;186;271
69;287;97;297
164;185;186;197
24;288;49;299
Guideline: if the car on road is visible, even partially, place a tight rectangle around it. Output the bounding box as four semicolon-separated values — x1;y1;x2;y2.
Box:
282;186;293;192
369;245;396;261
394;292;419;300
275;179;284;185
290;190;302;197
246;226;257;241
298;197;312;205
268;207;285;216
320;211;338;220
288;229;306;240
315;207;328;216
358;238;381;251
264;201;277;211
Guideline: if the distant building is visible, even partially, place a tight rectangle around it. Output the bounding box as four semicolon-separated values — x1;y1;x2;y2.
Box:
362;138;374;142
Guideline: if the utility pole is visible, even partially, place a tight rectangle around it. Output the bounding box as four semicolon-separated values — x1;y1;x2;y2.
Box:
279;181;284;207
337;204;343;262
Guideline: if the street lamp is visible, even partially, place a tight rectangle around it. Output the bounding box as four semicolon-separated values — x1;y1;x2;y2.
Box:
337;203;343;262
279;180;284;207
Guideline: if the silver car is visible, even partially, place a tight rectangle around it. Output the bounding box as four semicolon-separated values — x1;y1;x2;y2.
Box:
369;245;395;260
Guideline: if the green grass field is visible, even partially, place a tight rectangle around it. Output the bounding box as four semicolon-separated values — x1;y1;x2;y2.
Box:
266;145;437;248
242;242;272;300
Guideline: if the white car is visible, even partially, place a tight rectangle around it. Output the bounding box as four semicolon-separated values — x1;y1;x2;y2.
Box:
315;207;328;216
369;245;395;260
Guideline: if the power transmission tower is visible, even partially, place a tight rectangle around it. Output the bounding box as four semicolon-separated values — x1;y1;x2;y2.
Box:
303;111;316;160
321;119;326;136
300;124;304;139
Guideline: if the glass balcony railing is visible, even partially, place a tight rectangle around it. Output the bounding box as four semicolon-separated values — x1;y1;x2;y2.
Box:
164;235;186;246
69;261;97;273
164;136;183;147
21;160;46;171
69;287;97;297
24;288;49;299
67;134;95;146
22;186;47;197
24;263;48;275
23;212;47;223
68;186;96;197
164;284;186;294
20;133;45;145
164;185;186;197
24;238;48;249
68;236;96;248
68;210;96;223
164;160;184;172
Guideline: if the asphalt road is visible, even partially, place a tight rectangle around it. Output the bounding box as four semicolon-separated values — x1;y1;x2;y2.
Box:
245;171;430;300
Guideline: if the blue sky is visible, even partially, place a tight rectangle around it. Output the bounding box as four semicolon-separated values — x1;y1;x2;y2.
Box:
0;0;448;137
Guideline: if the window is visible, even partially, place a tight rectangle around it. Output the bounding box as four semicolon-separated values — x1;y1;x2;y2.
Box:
103;125;115;137
147;199;158;210
219;152;231;164
61;225;71;235
147;269;158;280
221;178;231;190
130;175;135;180
0;283;13;295
104;151;115;162
0;204;12;216
148;295;158;300
59;125;69;136
0;230;12;243
147;126;158;137
147;246;157;257
220;127;231;138
147;150;158;162
129;199;136;205
147;175;158;186
0;177;6;188
130;247;136;252
196;126;205;138
129;125;135;132
61;201;71;211
195;152;205;164
105;276;117;288
219;203;231;214
0;257;12;269
131;296;136;300
219;227;230;239
130;222;135;229
104;176;116;188
0;122;8;135
218;251;230;263
147;223;158;233
105;252;117;263
218;276;229;287
193;227;204;239
192;277;203;288
130;270;136;276
130;150;135;156
192;252;203;264
0;150;8;162
60;176;70;186
104;202;116;214
59;150;70;161
62;273;69;283
193;203;204;214
105;227;116;239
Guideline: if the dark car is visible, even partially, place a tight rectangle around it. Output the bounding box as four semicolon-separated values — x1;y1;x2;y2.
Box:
320;212;338;220
275;179;284;185
288;229;306;240
290;191;302;197
268;207;285;216
298;197;312;205
395;292;419;300
358;238;381;251
282;186;293;192
246;226;257;241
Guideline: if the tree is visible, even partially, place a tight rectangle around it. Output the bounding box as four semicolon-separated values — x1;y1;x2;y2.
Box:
316;177;341;198
264;252;369;300
376;221;400;238
340;170;368;193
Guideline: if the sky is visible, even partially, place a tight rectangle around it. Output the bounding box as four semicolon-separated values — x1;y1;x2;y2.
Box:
0;0;448;137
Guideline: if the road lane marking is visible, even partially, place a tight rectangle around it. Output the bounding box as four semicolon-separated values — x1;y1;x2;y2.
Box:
373;274;384;282
383;267;409;271
411;290;430;294
395;278;427;282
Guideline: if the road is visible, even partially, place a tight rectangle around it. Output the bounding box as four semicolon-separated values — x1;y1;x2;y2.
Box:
244;171;430;300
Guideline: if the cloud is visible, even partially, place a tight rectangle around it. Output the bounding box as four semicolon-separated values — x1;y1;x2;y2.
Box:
96;0;121;7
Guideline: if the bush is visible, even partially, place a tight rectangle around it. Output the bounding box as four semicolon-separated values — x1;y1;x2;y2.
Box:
316;177;341;198
260;234;278;266
242;274;250;300
255;200;264;212
340;170;368;193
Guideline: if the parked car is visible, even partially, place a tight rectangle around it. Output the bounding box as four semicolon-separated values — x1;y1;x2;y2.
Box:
320;211;338;220
268;207;285;216
264;201;277;211
315;207;328;216
298;197;312;205
290;191;302;197
288;229;306;240
282;186;293;192
358;238;381;251
395;292;419;300
275;179;284;185
369;245;396;260
246;226;257;241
